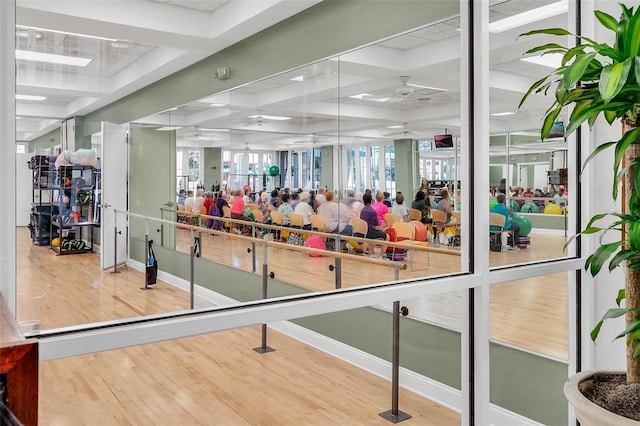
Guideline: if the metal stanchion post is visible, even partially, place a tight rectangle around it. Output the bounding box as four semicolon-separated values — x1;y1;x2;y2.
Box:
189;228;198;309
379;300;411;423
254;241;275;354
335;235;341;289
251;223;257;273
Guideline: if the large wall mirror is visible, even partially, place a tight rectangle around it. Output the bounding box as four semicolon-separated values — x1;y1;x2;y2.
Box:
16;0;577;330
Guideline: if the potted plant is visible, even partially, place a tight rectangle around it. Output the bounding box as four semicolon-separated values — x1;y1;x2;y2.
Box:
519;3;640;423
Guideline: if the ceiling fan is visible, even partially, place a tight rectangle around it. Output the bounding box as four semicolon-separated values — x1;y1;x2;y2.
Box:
292;133;330;147
384;122;428;138
247;110;292;126
389;75;446;102
184;126;219;140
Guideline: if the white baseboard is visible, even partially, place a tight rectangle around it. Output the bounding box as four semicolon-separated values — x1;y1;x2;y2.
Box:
126;259;546;426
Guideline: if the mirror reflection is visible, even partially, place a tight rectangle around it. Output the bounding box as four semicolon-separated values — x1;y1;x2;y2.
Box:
488;0;573;267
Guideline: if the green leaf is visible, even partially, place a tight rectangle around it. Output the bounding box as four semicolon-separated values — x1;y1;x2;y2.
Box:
629;220;640;251
608;249;637;271
604;110;618;124
564;52;597;90
630;194;640;214
591;307;629;341
635;57;640;85
581;140;617;174
562;88;588;105
582;226;604;234
566;102;630;135
555;83;567;104
617;289;626;306
599;59;632;103
625;5;640;57
615;318;640;340
587;241;624;276
524;43;567;55
595;10;619;32
518;75;551;109
632;342;640;358
562;46;587;66
635;157;640;197
519;28;572;39
613;128;640;199
541;108;562;139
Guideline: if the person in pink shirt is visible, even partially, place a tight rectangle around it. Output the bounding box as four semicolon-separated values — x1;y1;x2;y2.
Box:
230;189;245;220
372;191;389;227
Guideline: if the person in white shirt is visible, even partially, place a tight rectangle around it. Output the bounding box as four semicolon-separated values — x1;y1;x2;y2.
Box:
193;189;205;212
184;190;195;210
294;192;314;230
316;186;327;204
391;193;409;222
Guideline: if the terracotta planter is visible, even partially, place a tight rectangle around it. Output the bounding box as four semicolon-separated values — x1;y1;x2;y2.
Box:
564;371;640;425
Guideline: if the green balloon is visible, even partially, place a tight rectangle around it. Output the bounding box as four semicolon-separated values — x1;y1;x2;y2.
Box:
520;202;539;213
268;165;280;177
512;214;532;237
509;199;521;212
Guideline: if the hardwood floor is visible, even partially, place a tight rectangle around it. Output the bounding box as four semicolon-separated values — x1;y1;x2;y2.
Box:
16;224;569;424
17;228;460;425
39;327;460;425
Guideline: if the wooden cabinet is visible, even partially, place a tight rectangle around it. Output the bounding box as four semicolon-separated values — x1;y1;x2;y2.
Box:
0;294;38;426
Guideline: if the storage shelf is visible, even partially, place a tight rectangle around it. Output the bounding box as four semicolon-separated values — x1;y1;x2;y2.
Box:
30;160;100;254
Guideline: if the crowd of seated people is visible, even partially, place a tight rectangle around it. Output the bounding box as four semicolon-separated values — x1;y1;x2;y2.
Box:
488;184;569;211
173;183;464;252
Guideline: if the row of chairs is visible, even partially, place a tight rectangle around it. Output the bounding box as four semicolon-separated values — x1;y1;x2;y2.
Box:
385;210;461;244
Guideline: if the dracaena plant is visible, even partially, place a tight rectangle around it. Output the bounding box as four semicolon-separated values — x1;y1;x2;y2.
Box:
519;3;640;383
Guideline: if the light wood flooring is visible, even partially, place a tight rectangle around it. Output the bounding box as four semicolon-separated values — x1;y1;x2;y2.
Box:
16;225;569;424
17;228;460;425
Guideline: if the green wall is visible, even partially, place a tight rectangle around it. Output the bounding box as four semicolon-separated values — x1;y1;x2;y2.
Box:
29;128;60;153
320;145;334;189
129;126;177;262
203;147;222;191
394;139;414;195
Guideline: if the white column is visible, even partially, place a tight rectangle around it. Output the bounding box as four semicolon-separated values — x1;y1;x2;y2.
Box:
462;0;491;424
0;0;16;312
577;0;627;373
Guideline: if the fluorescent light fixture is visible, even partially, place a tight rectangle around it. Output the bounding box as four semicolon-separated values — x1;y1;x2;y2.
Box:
16;29;41;39
349;93;371;100
521;53;563;68
110;41;129;49
290;75;304;82
387;125;404;129
15;116;22;120
371;97;390;102
199;128;230;132
209;103;227;107
248;114;291;121
16;25;118;42
489;0;568;33
16;50;92;67
16;94;46;101
156;126;182;131
491;112;516;116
